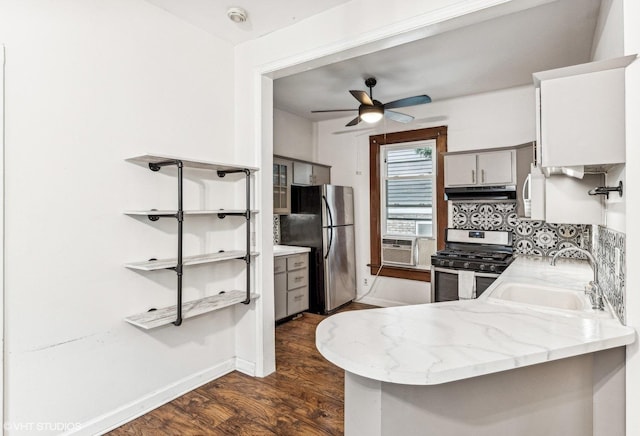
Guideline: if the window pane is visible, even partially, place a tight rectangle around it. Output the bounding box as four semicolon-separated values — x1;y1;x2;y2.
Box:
386;147;433;177
386;179;432;208
382;143;435;239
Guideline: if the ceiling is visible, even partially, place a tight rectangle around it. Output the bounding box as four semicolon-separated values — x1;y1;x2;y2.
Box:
143;0;351;45
143;0;603;124
274;0;602;122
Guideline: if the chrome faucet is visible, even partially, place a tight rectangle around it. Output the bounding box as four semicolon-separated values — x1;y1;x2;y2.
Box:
551;247;604;310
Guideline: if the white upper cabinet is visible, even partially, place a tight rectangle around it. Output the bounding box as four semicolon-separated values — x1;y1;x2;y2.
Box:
528;55;636;226
477;151;514;185
444;150;514;187
534;55;635;171
444;153;476;186
292;160;331;185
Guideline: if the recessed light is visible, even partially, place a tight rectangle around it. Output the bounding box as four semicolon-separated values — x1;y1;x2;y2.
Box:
227;7;248;23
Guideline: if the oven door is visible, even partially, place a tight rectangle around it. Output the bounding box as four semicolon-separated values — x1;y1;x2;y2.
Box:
431;266;499;302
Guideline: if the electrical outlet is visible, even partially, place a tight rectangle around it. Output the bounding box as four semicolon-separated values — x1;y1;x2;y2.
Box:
364;278;368;286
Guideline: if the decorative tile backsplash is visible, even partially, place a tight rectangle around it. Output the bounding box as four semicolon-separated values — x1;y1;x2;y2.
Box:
273;215;281;244
452;202;626;324
593;225;626;323
452;202;591;257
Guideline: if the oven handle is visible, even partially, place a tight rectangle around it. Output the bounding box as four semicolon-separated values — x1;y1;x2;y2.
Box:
431;266;500;279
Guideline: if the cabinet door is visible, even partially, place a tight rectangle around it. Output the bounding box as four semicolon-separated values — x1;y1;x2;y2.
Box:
540;68;625;167
312;165;331;185
274;257;286;274
287;286;309;316
287;268;308;291
293;161;313;185
544;174;604;225
444;154;477;186
274;271;287;321
286;253;308;271
477;151;514;185
273;158;292;214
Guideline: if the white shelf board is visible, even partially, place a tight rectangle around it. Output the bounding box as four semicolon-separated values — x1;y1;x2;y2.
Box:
125;250;260;271
126;153;259;173
125;290;260;329
124;209;258;217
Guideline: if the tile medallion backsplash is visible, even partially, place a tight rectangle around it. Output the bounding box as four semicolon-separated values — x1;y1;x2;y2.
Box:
452;202;591;257
273;215;281;245
593;225;626;323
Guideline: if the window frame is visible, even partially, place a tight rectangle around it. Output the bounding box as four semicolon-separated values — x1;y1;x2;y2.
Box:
369;126;448;281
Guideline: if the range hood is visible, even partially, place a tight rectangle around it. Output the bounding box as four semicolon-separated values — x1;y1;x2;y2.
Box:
444;185;516;201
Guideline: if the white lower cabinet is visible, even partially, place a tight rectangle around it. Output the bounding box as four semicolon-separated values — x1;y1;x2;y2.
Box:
274;259;288;321
274;253;309;321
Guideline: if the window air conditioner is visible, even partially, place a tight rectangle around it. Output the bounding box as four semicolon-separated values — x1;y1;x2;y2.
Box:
382;237;416;266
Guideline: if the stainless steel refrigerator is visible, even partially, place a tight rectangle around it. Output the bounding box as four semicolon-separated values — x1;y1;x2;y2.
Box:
280;185;356;314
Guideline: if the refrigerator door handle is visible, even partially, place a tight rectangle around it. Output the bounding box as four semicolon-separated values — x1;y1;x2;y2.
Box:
322;195;334;259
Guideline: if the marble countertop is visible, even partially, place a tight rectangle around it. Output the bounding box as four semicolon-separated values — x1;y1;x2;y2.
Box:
316;255;636;385
273;245;311;257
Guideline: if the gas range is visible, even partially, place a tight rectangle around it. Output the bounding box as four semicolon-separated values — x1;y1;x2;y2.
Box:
431;229;514;274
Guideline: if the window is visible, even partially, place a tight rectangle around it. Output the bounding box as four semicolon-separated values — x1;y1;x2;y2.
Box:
382;141;435;238
369;127;447;281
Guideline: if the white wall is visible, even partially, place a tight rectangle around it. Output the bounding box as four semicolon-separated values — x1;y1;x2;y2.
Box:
315;86;536;305
591;0;624;62
274;108;315;161
623;1;640;434
0;43;5;429
0;1;245;434
590;4;634;434
590;0;626;232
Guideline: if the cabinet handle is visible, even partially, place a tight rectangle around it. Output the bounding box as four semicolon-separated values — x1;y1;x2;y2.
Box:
294;261;303;267
481;169;485;183
294;295;303;301
471;170;476;184
294;276;303;282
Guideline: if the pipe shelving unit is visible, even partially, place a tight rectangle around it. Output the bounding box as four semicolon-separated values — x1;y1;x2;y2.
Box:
124;154;259;329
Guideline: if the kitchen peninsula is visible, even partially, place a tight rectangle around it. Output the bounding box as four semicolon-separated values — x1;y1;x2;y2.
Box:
316;256;635;436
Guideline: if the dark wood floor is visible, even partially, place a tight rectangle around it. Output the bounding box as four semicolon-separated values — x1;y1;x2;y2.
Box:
109;302;375;435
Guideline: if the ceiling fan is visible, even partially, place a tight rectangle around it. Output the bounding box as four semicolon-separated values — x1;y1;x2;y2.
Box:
311;77;432;127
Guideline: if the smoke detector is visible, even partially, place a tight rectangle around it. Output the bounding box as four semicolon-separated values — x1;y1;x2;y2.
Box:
227;7;248;23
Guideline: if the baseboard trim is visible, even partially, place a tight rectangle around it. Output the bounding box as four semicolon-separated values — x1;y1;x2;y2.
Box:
235;357;256;376
74;359;237;436
356;296;408;307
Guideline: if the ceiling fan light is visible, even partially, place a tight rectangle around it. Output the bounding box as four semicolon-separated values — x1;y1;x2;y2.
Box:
360;105;383;123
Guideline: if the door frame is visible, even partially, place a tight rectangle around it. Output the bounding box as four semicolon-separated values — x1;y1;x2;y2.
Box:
1;43;6;434
252;1;552;375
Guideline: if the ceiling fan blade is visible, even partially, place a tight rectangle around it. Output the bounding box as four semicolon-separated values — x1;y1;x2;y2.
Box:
349;90;373;106
384;95;432;110
384;110;414;123
311;109;358;113
346;116;361;127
